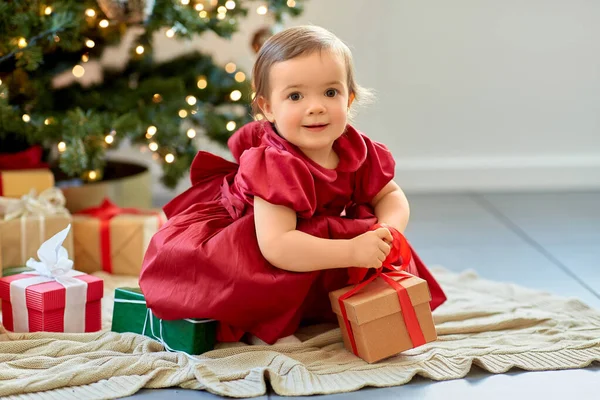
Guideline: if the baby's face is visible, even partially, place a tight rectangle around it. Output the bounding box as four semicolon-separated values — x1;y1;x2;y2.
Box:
259;50;351;157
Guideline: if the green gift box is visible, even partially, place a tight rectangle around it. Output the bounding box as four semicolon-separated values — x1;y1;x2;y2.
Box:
111;287;217;355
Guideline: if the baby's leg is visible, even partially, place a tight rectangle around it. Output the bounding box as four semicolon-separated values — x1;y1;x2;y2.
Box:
248;334;301;346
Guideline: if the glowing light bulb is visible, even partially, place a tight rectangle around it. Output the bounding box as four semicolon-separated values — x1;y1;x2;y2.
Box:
287;0;296;7
187;128;197;138
218;6;227;14
217;12;225;20
179;109;188;118
225;1;236;9
225;62;236;73
81;54;89;62
234;71;246;82
22;114;31;122
85;9;96;17
99;19;109;28
165;153;175;163
195;4;204;11
149;142;158;151
256;5;268;15
165;28;175;38
226;121;236;131
230;90;242;101
85;39;95;48
72;65;85;78
44;118;51;125
152;93;162;103
181;0;190;4
147;125;157;136
197;77;208;89
44;6;52;15
18;38;27;48
88;170;98;181
135;45;144;55
58;142;66;152
105;135;114;144
186;95;197;106
199;11;208;18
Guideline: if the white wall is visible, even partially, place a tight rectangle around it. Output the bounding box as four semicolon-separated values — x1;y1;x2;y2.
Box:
107;0;600;194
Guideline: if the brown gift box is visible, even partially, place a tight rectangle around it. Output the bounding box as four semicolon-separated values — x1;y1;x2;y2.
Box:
72;212;163;276
0;169;54;198
329;274;437;363
0;215;74;270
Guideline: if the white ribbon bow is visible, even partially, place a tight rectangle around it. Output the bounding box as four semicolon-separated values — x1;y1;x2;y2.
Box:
9;225;87;333
0;187;69;221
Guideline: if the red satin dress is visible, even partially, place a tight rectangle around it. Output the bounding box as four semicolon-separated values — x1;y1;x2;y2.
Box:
139;121;446;344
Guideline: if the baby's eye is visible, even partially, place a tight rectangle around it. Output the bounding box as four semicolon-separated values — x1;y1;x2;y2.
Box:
288;92;303;101
325;88;338;97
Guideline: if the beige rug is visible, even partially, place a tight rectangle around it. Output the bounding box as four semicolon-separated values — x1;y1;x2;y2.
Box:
1;268;599;399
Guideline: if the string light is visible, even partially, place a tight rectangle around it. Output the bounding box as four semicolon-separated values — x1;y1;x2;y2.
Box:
226;121;236;131
199;10;208;18
85;39;95;48
179;109;188;118
217;13;226;20
88;170;98;181
197;76;208;89
149;142;158;151
287;0;296;7
85;9;96;17
0;79;2;85
165;153;175;163
256;5;268;15
72;65;85;78
57;142;66;152
217;6;227;13
44;118;52;125
99;19;109;28
225;62;236;73
147;125;157;136
186;128;196;138
234;71;246;82
225;1;236;9
181;0;190;4
44;6;52;15
195;4;204;11
230;90;242;101
152;93;163;103
105;135;114;144
22;114;31;122
186;95;197;106
165;28;175;38
54;35;60;43
81;54;89;62
18;38;27;48
135;45;145;55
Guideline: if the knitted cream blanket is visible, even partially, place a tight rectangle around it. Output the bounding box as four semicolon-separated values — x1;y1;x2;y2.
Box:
1;268;599;399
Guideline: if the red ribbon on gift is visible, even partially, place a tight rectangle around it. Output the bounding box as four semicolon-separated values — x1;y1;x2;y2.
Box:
0;146;49;196
75;198;164;273
338;224;426;357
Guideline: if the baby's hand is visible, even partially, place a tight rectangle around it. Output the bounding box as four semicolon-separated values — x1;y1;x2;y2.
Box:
349;228;393;269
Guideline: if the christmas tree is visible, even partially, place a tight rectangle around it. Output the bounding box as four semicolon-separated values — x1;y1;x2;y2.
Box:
0;0;304;188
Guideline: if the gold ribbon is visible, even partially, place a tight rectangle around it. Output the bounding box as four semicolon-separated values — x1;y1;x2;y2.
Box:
0;188;69;221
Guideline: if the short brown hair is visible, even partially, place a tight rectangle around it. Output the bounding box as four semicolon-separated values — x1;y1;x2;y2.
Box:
251;25;373;117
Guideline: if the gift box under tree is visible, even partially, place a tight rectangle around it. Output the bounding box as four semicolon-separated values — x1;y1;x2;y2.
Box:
0;146;55;198
72;199;164;276
0;188;73;270
112;287;217;355
0;225;103;333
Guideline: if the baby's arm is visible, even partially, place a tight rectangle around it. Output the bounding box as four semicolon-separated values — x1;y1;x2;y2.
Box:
254;196;392;272
371;181;410;233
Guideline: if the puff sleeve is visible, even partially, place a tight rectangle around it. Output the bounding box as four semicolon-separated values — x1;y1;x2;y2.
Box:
353;137;396;204
236;147;317;218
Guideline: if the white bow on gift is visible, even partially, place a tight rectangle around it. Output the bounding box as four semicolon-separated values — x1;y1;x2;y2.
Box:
0;187;69;221
9;225;88;333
